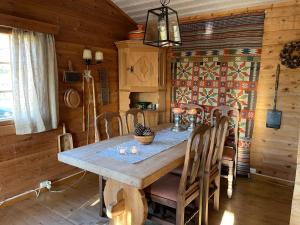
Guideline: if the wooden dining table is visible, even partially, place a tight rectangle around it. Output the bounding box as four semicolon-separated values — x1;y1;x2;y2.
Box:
58;124;188;225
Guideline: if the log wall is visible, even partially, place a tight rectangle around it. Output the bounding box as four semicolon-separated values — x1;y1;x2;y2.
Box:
251;0;300;182
0;0;135;200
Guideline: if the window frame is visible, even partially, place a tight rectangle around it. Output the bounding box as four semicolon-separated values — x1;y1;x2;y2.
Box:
0;30;13;125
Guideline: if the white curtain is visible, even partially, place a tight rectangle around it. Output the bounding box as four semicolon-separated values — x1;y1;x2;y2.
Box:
10;29;58;135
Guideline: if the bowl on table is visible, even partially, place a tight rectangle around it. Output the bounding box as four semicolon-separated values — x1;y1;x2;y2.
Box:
134;133;155;145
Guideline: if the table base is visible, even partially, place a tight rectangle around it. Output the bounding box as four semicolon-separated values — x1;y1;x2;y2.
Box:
104;179;148;225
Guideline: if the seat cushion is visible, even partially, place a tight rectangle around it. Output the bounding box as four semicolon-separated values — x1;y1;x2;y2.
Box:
225;135;235;148
147;173;180;202
222;146;235;160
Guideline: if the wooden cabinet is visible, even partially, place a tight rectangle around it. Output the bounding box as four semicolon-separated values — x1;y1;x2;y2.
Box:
116;40;166;91
115;40;167;131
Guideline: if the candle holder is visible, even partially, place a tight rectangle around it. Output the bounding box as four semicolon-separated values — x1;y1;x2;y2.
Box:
171;110;186;132
83;49;103;67
187;113;197;131
187;109;198;131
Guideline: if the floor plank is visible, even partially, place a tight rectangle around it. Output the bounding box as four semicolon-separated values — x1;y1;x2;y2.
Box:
0;173;293;225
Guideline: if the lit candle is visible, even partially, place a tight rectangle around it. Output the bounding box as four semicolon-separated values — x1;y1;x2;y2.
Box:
95;51;103;63
83;49;92;60
158;18;167;40
187;108;197;115
172;107;183;114
131;146;138;154
173;25;181;42
118;146;126;155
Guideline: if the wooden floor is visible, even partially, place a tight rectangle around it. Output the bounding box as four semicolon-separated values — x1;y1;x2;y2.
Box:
0;173;293;225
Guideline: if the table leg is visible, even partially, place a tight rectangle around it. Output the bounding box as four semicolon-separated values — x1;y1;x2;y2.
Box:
104;179;148;225
99;176;104;217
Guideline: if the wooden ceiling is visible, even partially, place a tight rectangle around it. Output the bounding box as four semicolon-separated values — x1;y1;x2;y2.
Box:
111;0;283;24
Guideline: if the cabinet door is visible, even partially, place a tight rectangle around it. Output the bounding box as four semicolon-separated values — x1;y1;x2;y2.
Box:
126;48;158;88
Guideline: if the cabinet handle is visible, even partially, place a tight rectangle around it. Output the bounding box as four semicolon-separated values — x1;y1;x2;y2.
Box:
127;66;134;73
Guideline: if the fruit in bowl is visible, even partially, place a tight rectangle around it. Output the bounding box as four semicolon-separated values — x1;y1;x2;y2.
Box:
134;123;155;145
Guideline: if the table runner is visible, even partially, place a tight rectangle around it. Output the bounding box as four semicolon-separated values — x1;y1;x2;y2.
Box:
96;128;191;164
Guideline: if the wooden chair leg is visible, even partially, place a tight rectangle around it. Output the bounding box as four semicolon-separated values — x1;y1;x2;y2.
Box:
234;152;238;184
202;176;209;225
194;194;202;225
227;161;234;199
213;175;220;211
99;175;104;217
234;161;237;184
176;199;185;225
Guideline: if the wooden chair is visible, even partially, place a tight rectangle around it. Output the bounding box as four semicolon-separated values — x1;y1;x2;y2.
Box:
95;112;123;217
210;105;239;198
180;103;205;124
125;108;145;133
170;103;205;176
147;125;212;225
95;112;123;141
202;116;229;225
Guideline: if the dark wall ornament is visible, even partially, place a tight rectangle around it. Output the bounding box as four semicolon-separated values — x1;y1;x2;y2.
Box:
280;41;300;69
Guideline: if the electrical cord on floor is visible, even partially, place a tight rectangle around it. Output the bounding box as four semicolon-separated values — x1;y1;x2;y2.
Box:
0;170;87;206
0;186;43;205
0;171;88;204
35;188;42;198
49;170;87;193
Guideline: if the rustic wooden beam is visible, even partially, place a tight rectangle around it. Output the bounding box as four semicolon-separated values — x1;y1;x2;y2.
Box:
0;13;59;34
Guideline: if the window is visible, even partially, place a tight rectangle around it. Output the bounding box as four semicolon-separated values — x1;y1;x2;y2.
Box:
0;33;13;121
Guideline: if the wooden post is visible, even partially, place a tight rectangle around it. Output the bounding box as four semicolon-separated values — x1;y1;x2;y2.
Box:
290;124;300;224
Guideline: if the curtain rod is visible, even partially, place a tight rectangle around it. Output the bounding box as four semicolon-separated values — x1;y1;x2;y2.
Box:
0;25;12;34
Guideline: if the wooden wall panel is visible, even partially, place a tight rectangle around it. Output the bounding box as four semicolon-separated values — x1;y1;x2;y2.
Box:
251;1;300;182
0;0;135;200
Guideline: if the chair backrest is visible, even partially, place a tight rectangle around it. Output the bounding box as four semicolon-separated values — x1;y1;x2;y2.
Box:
95;112;123;141
178;125;211;205
210;105;239;150
125;109;145;133
180;103;205;124
206;116;229;172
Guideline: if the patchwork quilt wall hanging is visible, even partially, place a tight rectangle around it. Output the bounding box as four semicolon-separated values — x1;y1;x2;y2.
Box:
171;13;265;176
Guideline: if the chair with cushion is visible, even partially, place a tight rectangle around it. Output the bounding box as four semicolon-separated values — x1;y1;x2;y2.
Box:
202;116;229;225
147;125;212;225
125;108;145;134
95;112;123;217
210;105;239;198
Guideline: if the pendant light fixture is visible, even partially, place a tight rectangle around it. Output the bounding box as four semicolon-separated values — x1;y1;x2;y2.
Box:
144;0;182;47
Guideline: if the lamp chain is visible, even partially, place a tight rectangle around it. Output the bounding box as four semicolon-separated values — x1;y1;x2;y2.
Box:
160;0;170;6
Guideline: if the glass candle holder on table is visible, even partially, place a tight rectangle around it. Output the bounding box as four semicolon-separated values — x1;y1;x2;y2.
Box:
171;107;186;132
187;108;197;131
131;146;138;154
118;146;127;155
